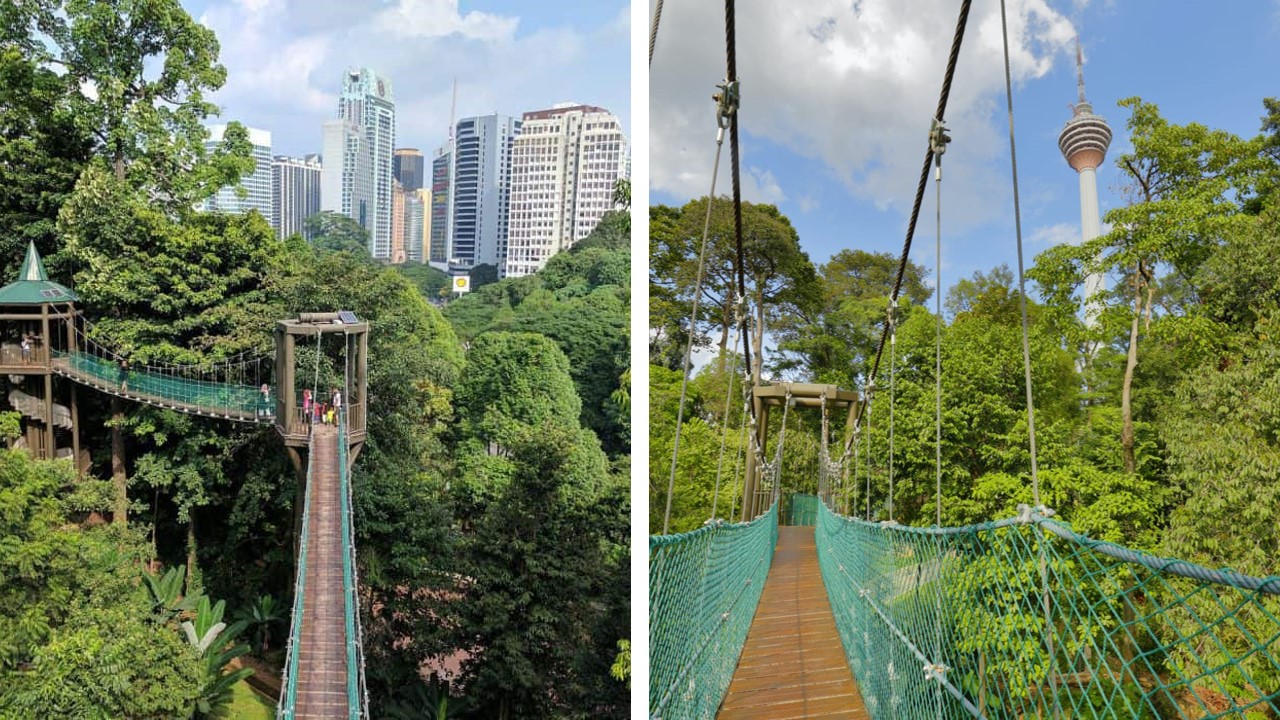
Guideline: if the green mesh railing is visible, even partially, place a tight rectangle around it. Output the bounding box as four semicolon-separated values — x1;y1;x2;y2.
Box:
816;501;1280;719
277;426;317;719
785;492;820;526
337;410;366;718
649;500;779;719
53;350;271;420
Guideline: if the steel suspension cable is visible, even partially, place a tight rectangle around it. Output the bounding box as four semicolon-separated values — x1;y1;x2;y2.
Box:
648;0;665;66
932;122;946;720
723;0;755;395
662;122;729;535
843;0;973;458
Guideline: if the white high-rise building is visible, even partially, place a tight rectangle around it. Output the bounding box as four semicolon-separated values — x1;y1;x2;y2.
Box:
202;124;272;218
450;114;521;269
321;119;374;233
338;68;396;260
272;154;322;240
504;104;628;278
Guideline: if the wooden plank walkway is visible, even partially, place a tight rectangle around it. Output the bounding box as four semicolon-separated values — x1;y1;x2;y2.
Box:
293;425;351;718
718;526;869;720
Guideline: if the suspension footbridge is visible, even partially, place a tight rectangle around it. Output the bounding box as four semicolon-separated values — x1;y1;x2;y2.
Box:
0;243;371;718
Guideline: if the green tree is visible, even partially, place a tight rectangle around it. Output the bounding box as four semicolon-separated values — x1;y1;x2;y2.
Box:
1071;98;1257;473
306;210;370;255
470;263;499;289
0;48;93;281
4;606;204;719
773;249;931;388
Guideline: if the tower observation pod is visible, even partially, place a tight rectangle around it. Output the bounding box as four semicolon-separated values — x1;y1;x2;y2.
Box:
1058;37;1112;326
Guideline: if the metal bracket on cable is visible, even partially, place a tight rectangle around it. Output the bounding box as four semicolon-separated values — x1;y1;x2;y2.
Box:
930;117;951;167
1016;503;1056;524
713;79;740;129
923;663;950;681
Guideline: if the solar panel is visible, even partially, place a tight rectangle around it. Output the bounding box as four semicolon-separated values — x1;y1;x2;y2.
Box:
338;310;359;324
41;289;65;298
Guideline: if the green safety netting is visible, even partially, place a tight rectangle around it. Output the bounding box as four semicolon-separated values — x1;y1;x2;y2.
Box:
279;414;365;719
786;492;820;526
649;500;779;719
816;501;1280;719
56;350;271;418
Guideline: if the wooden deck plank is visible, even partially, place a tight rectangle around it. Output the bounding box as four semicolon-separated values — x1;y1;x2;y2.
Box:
718;526;869;720
293;425;351;719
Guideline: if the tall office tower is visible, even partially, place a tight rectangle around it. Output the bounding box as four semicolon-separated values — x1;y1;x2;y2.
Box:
414;188;431;263
393;148;425;191
271;154;322;240
429;145;452;265
450;114;521;268
321;118;374;232
1058;38;1112;327
338;68;396;259
201;124;273;217
504;104;629;278
403;189;424;263
391;181;408;264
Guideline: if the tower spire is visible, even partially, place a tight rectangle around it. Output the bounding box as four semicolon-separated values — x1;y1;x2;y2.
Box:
1075;35;1087;105
448;77;457;141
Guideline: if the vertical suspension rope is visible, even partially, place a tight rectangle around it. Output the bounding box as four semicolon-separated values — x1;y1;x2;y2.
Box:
888;301;896;521
662;121;729;536
998;2;1055;716
865;394;873;519
709;321;744;521
932;118;947;720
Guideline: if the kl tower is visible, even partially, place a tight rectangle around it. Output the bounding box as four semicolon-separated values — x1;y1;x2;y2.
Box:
1057;37;1112;326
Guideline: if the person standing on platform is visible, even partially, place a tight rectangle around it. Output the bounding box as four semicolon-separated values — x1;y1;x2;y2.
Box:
331;387;342;422
303;388;313;426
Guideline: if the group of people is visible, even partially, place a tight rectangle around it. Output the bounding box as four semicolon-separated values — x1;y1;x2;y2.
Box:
301;387;343;426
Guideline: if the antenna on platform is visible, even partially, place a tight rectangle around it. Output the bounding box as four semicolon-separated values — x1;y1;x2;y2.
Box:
1075;35;1087;105
448;77;457;141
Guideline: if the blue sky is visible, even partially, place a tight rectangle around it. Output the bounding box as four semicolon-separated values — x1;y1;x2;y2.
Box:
184;0;630;159
650;0;1280;307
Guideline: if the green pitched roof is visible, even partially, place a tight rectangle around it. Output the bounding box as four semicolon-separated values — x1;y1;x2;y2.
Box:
0;242;78;305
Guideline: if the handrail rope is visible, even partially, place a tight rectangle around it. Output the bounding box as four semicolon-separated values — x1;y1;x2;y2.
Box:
709;319;744;521
662;111;730;535
997;2;1054;716
69;321;266;385
843;0;973;458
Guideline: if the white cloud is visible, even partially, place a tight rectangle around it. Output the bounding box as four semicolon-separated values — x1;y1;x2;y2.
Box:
744;167;785;204
651;0;1077;231
1030;221;1078;246
372;0;518;42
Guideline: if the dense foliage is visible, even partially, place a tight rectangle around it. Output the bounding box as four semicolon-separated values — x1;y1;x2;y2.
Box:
0;2;629;717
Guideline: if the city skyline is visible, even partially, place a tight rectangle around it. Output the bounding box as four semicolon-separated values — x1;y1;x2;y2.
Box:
193;0;630;164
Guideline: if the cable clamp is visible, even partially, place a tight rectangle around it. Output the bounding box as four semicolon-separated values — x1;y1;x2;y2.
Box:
923;663;950;681
1015;503;1035;524
1035;505;1056;518
879;519;899;528
713;79;740;129
858;589;868;598
929;117;951;159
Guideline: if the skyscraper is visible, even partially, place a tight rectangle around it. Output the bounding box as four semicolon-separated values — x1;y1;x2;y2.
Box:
429;145;452;265
272;154;322;240
393;148;425;191
201;124;273;218
321;118;374;232
504;104;628;278
414;187;431;264
338;68;396;260
391;181;423;264
450;114;521;269
1058;39;1112;326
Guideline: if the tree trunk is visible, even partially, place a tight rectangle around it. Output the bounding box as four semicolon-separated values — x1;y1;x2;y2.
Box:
1120;261;1144;475
186;516;199;596
499;696;511;720
111;397;128;525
